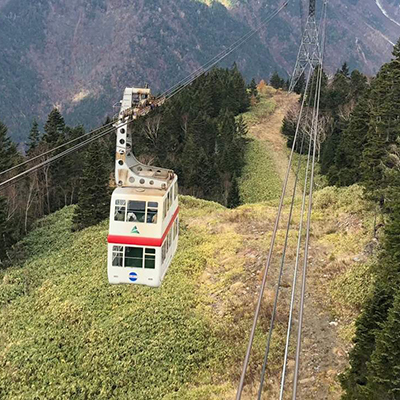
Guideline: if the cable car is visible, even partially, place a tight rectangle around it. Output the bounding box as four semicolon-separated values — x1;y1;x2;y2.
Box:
107;87;179;287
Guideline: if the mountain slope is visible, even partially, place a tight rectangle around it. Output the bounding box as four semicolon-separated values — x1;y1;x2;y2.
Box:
1;0;400;141
0;89;377;399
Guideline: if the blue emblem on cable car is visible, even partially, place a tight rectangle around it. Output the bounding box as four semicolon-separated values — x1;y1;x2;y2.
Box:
129;272;138;282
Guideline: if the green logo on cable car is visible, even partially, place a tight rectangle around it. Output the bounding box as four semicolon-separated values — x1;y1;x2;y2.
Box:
131;226;140;234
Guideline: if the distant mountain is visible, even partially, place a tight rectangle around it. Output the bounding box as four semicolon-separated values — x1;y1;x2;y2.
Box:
1;0;400;141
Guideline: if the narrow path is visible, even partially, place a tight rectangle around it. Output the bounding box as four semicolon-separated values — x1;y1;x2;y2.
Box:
239;88;349;399
247;91;300;198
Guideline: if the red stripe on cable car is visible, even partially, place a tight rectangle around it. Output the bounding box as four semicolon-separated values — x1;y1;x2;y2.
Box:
107;207;179;247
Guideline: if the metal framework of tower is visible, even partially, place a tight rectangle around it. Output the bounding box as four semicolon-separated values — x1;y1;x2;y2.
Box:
289;0;321;92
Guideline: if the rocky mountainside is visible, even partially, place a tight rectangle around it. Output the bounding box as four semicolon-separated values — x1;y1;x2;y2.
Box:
1;0;400;141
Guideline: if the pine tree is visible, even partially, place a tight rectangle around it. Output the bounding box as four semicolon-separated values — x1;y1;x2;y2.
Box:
227;175;241;208
72;139;111;231
42;108;65;145
180;129;199;191
367;289;400;398
334;92;371;186
26;120;41;154
341;183;400;399
341;62;350;78
0;196;9;264
248;78;259;99
294;73;306;94
270;72;284;89
361;40;400;204
0;120;19;173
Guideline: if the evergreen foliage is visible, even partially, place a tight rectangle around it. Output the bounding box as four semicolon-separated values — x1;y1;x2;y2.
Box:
341;188;400;399
0;121;18;173
26;120;41;154
227;175;241;208
133;66;249;205
248;78;259;99
333;91;371;186
0;196;9;264
270;71;286;89
293;73;306;94
72;140;111;231
42;108;65;146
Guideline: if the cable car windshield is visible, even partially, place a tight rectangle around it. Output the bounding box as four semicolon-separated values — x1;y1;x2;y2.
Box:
114;199;158;224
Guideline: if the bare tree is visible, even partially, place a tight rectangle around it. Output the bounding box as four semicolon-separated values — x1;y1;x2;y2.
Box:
144;115;162;147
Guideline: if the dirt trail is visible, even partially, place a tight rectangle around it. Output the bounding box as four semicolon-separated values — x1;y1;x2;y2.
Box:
248;91;299;194
239;90;348;399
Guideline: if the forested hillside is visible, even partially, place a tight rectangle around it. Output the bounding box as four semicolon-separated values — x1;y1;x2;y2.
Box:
1;0;400;141
0;66;250;266
280;39;400;399
0;86;377;399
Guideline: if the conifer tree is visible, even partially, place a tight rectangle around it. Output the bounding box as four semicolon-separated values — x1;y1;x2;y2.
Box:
227;175;241;208
42;108;65;145
334;91;371;186
294;73;306;94
270;72;284;89
0;196;9;264
72;139;111;231
361;40;400;204
248;78;258;98
367;289;400;398
0;120;18;173
341;181;400;399
26;120;41;154
181;129;199;191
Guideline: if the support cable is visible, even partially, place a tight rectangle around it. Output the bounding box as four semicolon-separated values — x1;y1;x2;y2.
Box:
257;113;306;400
292;4;327;396
235;58;313;400
0;123;119;191
257;67;315;400
279;118;313;400
3;1;289;180
0;120;116;178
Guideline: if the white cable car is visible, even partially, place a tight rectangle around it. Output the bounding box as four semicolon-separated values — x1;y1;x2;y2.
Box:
107;88;179;287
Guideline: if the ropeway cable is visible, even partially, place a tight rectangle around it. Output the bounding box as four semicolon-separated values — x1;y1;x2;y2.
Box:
292;3;327;397
3;2;289;180
292;61;323;400
0;123;119;191
0;120;117;178
279;113;313;400
164;1;289;101
256;67;314;400
235;44;312;400
257;112;307;400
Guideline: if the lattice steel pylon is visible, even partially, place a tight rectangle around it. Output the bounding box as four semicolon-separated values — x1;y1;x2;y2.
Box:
289;0;321;92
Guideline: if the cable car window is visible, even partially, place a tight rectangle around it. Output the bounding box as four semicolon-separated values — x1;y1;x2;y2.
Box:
125;247;143;268
127;201;146;223
114;200;126;222
174;183;178;200
147;203;158;224
112;246;124;267
144;248;156;269
163;198;167;219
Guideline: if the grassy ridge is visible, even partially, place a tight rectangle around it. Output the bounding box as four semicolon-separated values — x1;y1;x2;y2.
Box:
239;139;282;204
0;201;239;399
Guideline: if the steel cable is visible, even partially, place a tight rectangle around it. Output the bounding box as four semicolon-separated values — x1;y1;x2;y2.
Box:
256;67;315;400
235;51;313;400
0;120;117;178
292;3;327;397
0;123;120;191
